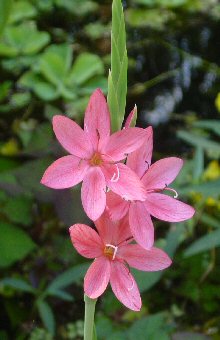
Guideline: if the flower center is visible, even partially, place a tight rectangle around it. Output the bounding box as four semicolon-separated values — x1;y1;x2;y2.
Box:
90;152;103;166
104;244;118;260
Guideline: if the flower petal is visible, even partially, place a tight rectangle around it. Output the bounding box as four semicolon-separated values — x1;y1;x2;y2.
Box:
127;126;153;178
81;167;106;221
103;163;147;201
106;191;129;221
84;257;111;298
129;201;154;249
69;224;103;258
41;155;89;189
53;115;93;158
124;106;137;128
84;89;110;150
104;127;147;161
95;210;115;244
145;193;195;222
142;157;183;189
119;244;172;271
110;261;141;311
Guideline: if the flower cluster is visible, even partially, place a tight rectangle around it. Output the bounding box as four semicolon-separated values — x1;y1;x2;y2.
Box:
41;89;195;310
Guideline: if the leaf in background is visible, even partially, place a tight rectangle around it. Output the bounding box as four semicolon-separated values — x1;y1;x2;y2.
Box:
55;0;98;16
127;312;170;340
37;299;55;335
69;53;104;86
0;222;36;267
192;120;220;137
9;1;37;24
200;213;220;229
0;278;34;293
46;263;89;293
108;0;128;132
4;22;50;55
134;223;185;292
40;44;72;86
179;179;220;198
19;72;58;101
125;8;174;29
47;289;73;301
177;130;220;159
184;229;220;257
0;0;13;37
2;196;33;226
193;146;204;181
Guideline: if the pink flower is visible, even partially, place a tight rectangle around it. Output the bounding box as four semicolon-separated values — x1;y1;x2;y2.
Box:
107;128;195;250
41;89;147;221
69;212;172;311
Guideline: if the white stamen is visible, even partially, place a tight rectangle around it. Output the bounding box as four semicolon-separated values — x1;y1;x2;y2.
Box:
106;187;110;193
110;164;120;182
164;187;178;198
105;244;118;260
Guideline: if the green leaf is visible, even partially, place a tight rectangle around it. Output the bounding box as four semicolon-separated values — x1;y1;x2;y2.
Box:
177;130;220;159
46;263;89;292
40;44;72;86
47;289;73;301
9;1;37;24
184;229;220;257
1;278;34;293
200;213;220;229
193;146;204;181
0;0;13;37
4;22;50;55
55;0;98;16
37;299;55;335
2;196;33;226
179;179;220;198
0;222;36;267
192;120;220;137
108;0;128;132
125;8;174;29
134;223;185;292
69;53;104;86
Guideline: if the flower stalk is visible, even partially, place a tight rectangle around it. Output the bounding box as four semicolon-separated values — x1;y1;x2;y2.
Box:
84;295;97;340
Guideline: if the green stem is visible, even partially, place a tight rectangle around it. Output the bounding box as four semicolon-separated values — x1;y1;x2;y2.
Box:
84;294;97;340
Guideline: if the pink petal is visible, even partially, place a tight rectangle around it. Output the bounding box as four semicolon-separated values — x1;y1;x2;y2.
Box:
95;211;115;244
112;215;132;246
69;224;103;258
110;261;141;311
124;106;137;128
106;191;129;221
144;193;195;222
129;201;154;249
103;163;147;201
104;127;147;162
41;155;89;189
127;126;153;178
81;167;106;221
53;115;93;158
119;244;172;271
142;157;183;189
84;257;111;298
84;89;110;150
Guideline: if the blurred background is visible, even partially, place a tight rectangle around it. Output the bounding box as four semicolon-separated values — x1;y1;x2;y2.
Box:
0;0;220;339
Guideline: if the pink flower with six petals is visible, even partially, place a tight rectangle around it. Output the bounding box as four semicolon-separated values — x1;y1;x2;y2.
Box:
107;128;195;250
41;89;147;220
69;212;172;311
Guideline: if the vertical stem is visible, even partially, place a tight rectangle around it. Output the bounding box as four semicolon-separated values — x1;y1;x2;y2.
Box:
84;294;97;340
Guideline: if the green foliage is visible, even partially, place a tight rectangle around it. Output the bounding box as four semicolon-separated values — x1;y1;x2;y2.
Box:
37;300;55;335
0;222;36;267
108;0;128;132
0;0;13;37
184;229;220;257
19;44;106;101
